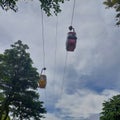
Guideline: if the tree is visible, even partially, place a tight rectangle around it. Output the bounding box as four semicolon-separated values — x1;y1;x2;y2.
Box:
0;0;69;16
100;95;120;120
0;40;46;120
103;0;120;25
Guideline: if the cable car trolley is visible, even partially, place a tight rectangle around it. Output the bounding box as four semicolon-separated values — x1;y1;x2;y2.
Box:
66;26;77;52
38;67;47;88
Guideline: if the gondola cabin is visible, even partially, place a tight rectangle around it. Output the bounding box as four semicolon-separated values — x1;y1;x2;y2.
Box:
38;74;47;88
66;31;77;51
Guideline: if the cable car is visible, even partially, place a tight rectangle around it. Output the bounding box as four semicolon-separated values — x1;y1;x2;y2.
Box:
38;74;47;88
66;26;77;51
38;68;47;89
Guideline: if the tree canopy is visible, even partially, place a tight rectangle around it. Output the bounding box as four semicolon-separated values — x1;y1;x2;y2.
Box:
100;94;120;120
0;40;46;120
104;0;120;25
0;0;69;16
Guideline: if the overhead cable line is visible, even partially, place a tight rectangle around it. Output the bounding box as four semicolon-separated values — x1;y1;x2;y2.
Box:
60;0;76;98
53;16;58;91
53;16;58;81
40;9;47;107
51;17;59;120
71;0;76;26
41;9;46;70
60;52;68;97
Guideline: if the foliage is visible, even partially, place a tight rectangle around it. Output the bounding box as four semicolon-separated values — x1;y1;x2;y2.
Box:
100;94;120;120
1;115;10;120
0;40;46;120
103;0;120;25
0;0;69;16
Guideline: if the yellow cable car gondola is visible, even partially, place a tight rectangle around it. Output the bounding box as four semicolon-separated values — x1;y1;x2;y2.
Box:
38;68;47;88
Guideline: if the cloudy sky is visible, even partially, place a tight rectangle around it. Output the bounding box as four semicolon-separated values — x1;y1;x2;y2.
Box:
0;0;120;120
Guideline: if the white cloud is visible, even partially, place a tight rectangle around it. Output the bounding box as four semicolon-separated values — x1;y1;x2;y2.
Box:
55;89;119;119
41;113;62;120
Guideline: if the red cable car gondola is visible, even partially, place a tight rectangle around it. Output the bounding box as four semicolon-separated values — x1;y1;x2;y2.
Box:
66;26;77;51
